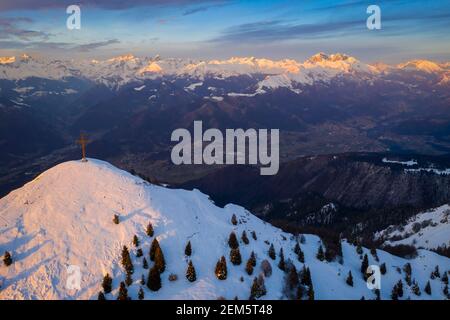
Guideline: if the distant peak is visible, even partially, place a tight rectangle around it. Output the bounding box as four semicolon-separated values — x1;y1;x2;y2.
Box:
0;56;15;64
107;54;137;63
139;61;163;74
397;59;442;73
20;53;32;60
307;52;355;63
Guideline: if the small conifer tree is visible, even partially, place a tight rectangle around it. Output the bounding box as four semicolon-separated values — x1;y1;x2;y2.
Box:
138;287;144;300
146;222;154;237
251;231;257;240
346;271;353;286
154;245;166;273
149;238;160;261
185;241;192;256
133;235;140;247
307;284;315;300
241;231;249;245
268;244;276;260
125;272;133;286
250;275;267;299
228;232;239;249
442;272;448;285
102;273;113;294
147;265;162;291
3;251;12;266
215;256;227;280
118;282;128;300
380;262;387;275
412;280;421;296
231;214;238;225
424;281;432;295
249;251;256;267
230;248;242;265
98;291;106;300
186;260;197;282
361;254;369;279
113;214;120;224
121;246;134;274
142;257;148;269
316;245;325;261
278;248;286;271
245;258;254;275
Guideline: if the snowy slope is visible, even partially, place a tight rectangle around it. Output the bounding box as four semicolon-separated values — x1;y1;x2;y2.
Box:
376;205;450;250
0;159;449;300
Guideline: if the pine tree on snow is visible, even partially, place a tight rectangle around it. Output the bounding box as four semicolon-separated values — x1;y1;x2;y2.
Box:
147;266;162;291
98;291;106;300
228;232;239;249
442;272;448;285
186;260;197;282
133;235;140;247
250;275;266;300
424;281;432;295
125;272;133;286
215;256;227;280
118;282;128;300
245;258;254;275
380;262;387;275
142;257;149;269
102;273;113;294
185;241;192;257
230;248;242;265
121;246;134;274
316;245;325;261
231;214;238;226
412;280;421;296
278;248;286;271
3;251;12;266
154;245;166;273
249;251;256;267
268;244;276;260
361;254;369;279
138;287;144;300
146;222;154;237
346;271;353;287
241;231;249;245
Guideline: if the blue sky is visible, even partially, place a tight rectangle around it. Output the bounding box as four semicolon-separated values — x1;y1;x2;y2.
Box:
0;0;449;63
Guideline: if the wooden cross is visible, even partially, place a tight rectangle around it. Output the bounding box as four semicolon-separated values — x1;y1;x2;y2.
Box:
76;133;90;162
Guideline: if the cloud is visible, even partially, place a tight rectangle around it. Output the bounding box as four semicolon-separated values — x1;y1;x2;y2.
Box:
0;17;50;41
0;0;229;11
75;39;120;52
182;1;229;16
0;38;120;52
183;6;209;16
211;19;363;43
211;9;450;44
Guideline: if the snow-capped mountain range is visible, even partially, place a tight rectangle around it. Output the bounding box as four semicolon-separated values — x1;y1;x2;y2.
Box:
1;53;449;90
0;159;449;300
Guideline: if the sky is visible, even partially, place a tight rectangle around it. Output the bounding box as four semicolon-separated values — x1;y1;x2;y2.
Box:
0;0;449;63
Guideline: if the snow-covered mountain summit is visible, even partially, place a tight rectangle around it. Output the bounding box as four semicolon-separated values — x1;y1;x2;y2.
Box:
0;53;448;89
0;159;449;300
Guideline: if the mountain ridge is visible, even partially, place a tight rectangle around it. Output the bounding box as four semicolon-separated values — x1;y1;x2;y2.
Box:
0;159;449;300
1;53;448;89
